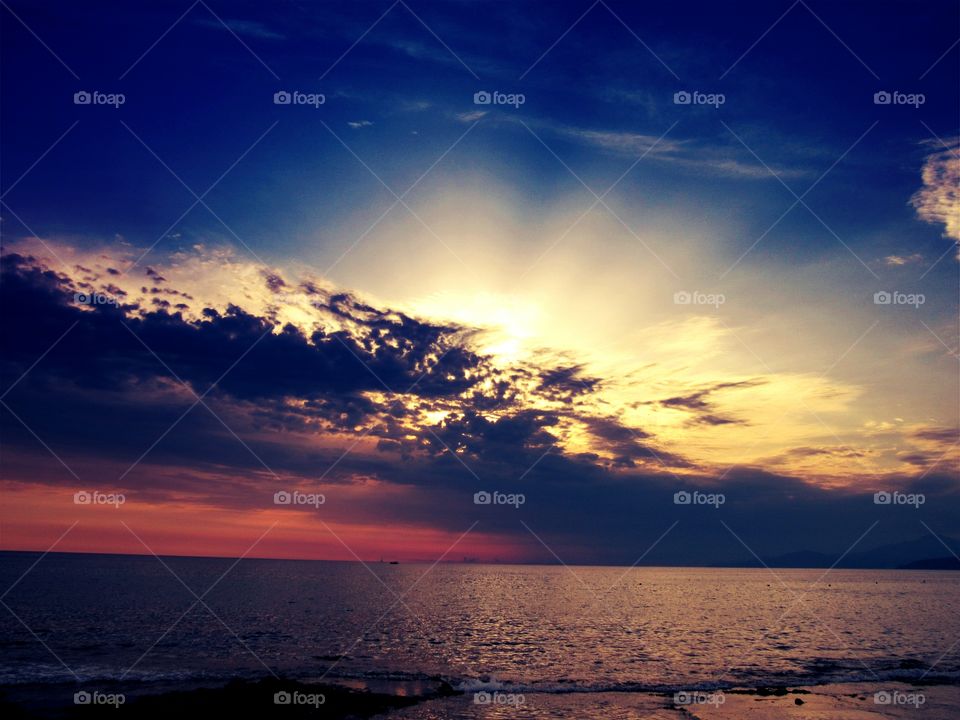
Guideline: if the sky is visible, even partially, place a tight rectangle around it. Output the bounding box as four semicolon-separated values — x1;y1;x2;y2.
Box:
1;0;958;565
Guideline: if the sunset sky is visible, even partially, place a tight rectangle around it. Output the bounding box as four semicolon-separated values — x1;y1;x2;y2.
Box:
1;0;958;565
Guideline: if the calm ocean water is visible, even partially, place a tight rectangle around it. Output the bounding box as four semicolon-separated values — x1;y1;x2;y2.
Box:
1;553;958;699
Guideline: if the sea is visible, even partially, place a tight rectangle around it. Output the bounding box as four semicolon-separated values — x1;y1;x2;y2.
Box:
1;552;958;717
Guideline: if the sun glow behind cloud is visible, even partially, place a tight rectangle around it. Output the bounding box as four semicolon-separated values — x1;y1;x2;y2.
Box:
6;227;956;485
410;291;542;364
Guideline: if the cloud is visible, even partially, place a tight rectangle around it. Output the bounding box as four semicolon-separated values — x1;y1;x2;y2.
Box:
0;252;488;407
911;426;959;445
560;127;684;157
1;245;958;562
0;245;699;486
761;446;867;465
537;364;600;402
530;121;809;179
911;138;960;244
348;120;374;129
660;379;764;426
883;253;924;266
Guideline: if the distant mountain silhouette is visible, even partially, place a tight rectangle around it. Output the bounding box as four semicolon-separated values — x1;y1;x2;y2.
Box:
898;556;960;570
723;535;960;569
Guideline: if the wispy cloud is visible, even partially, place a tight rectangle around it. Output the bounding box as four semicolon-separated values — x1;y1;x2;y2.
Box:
538;121;809;179
912;137;960;244
884;253;924;266
558;127;684;157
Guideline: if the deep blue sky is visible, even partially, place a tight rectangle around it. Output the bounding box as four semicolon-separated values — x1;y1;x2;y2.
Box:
2;0;957;271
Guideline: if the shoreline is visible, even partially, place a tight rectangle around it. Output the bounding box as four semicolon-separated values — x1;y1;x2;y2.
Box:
1;677;957;719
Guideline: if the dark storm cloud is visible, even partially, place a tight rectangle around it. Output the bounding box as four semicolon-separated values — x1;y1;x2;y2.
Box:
761;446;867;465
899;452;938;467
537;364;601;402
0;252;686;484
0;253;483;404
579;415;694;469
911;426;959;444
262;270;287;293
661;379;765;426
426;409;557;463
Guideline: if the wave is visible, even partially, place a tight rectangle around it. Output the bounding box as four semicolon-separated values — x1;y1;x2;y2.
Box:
0;664;265;686
450;667;960;695
3;661;958;692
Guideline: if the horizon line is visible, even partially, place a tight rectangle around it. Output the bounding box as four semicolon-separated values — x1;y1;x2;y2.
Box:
0;547;956;571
